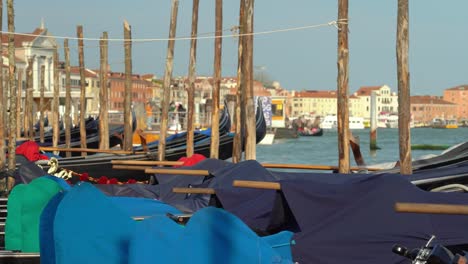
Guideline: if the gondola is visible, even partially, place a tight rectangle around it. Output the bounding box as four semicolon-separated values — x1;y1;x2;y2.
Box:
25;102;265;183
19;116;98;145
39;113;137;157
297;127;323;137
132;105;231;153
26;105;234;181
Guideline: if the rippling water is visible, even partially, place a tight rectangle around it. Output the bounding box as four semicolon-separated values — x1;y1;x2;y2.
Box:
256;128;468;167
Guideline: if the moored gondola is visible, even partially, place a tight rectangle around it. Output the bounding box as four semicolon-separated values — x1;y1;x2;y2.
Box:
25;102;265;183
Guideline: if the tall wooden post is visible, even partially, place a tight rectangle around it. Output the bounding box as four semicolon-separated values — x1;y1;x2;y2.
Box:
39;65;45;143
232;0;246;163
7;0;17;190
123;21;133;151
52;48;60;151
0;0;5;191
25;57;34;139
337;0;350;173
243;0;256;160
210;0;222;159
397;0;412;174
158;0;179;161
99;32;110;150
15;71;22;136
370;90;379;150
77;25;87;156
64;39;72;157
186;0;200;157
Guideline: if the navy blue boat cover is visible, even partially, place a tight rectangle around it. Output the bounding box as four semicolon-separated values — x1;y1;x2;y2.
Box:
208;160;468;264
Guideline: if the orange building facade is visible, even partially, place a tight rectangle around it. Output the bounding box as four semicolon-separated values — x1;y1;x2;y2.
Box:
107;72;154;111
443;85;468;120
410;95;457;125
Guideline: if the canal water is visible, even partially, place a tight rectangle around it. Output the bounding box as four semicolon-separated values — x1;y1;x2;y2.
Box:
256;128;468;167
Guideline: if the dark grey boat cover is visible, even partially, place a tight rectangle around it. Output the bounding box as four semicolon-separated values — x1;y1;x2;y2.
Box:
95;158;232;212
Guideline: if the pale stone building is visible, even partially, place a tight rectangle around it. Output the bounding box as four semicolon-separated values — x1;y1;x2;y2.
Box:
353;85;399;119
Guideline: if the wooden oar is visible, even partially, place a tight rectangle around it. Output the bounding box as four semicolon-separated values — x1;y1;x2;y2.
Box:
111;160;382;172
260;163;381;171
111;160;184;166
232;180;281;190
172;187;216;194
171;180;280;194
395;202;468;215
144;168;209;176
139;164;380;176
39;146;134;155
113;165;152;171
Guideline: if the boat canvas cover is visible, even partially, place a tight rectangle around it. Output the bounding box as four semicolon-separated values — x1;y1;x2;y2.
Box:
43;183;293;264
129;207;294;264
207;160;468;264
95;158;232;212
5;176;66;252
44;183;182;264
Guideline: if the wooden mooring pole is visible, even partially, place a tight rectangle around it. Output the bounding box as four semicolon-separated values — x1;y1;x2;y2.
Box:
25;57;34;140
15;71;22;136
123;21;133;151
397;0;412;174
99;32;110;150
64;39;72;157
158;0;179;162
232;0;246;163
0;0;5;192
186;0;200;158
7;0;16;191
52;48;60;152
337;0;350;173
243;0;256;160
39;65;45;143
210;0;222;159
77;25;87;156
370;90;379;150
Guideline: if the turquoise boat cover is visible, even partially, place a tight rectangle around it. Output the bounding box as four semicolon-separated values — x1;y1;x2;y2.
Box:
129;207;294;264
40;191;65;263
48;182;182;264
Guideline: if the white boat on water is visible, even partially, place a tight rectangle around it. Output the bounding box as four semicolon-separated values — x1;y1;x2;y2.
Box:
385;115;399;128
321;115;365;130
380;113;415;128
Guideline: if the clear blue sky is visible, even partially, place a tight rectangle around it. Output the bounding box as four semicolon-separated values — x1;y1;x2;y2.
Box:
10;0;468;95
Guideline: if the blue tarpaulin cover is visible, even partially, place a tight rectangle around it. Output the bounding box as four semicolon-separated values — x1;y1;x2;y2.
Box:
45;182;293;264
48;183;181;264
129;206;294;264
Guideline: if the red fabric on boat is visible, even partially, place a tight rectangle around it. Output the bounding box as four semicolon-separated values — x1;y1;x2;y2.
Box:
16;141;49;162
175;154;206;167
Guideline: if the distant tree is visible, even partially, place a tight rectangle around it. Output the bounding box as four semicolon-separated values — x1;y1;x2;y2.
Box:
253;66;273;87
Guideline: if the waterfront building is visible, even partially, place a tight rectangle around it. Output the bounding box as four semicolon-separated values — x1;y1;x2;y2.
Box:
353;85;399;119
410;95;457;126
443;85;468;120
104;72;153;112
287;89;364;119
290;90;337;118
1;25;60;118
